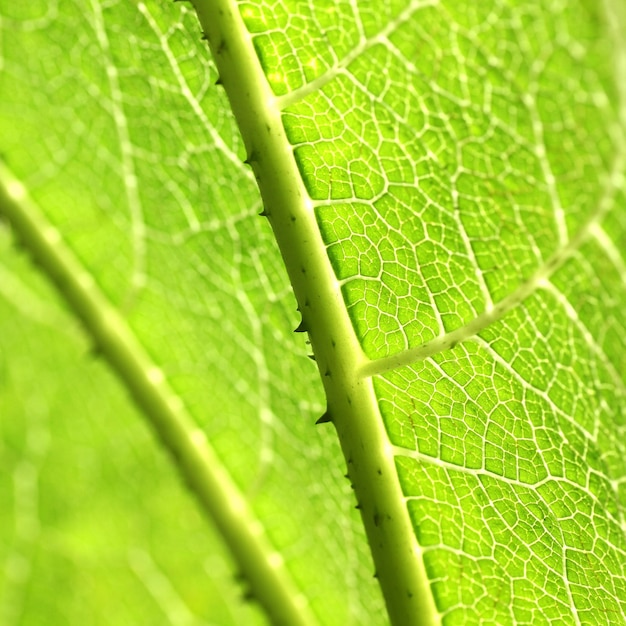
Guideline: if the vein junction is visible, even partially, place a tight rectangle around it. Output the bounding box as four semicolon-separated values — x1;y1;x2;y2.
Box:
360;150;624;378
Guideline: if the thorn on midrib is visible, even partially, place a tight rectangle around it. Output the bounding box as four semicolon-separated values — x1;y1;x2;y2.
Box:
243;149;259;166
293;318;308;333
315;411;332;425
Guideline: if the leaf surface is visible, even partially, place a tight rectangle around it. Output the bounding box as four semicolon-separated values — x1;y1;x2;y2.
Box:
0;1;384;624
196;0;626;622
1;0;625;625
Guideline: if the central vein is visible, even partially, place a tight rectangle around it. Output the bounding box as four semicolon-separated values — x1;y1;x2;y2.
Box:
190;0;441;624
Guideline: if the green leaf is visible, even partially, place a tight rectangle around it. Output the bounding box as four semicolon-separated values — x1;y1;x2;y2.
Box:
1;1;624;626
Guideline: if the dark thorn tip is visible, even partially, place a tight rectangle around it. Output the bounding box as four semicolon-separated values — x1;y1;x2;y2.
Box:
315;412;332;425
243;150;258;165
294;319;308;333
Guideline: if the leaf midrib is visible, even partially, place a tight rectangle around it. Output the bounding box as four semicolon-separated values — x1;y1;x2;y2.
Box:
0;166;315;626
191;0;441;623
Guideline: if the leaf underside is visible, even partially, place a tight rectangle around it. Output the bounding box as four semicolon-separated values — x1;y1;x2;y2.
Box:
1;0;625;625
238;0;626;622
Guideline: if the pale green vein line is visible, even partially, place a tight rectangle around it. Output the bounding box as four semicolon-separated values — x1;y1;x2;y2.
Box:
590;222;626;285
89;0;146;297
0;261;75;335
393;445;626;548
128;549;199;626
190;0;440;623
137;2;253;182
233;282;276;490
0;405;48;626
274;0;439;110
473;332;623;441
396;442;625;622
604;0;626;130
522;76;569;248
0;4;57;32
360;259;551;377
432;333;617;473
467;332;626;538
541;279;626;397
0;166;311;626
360;156;625;379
